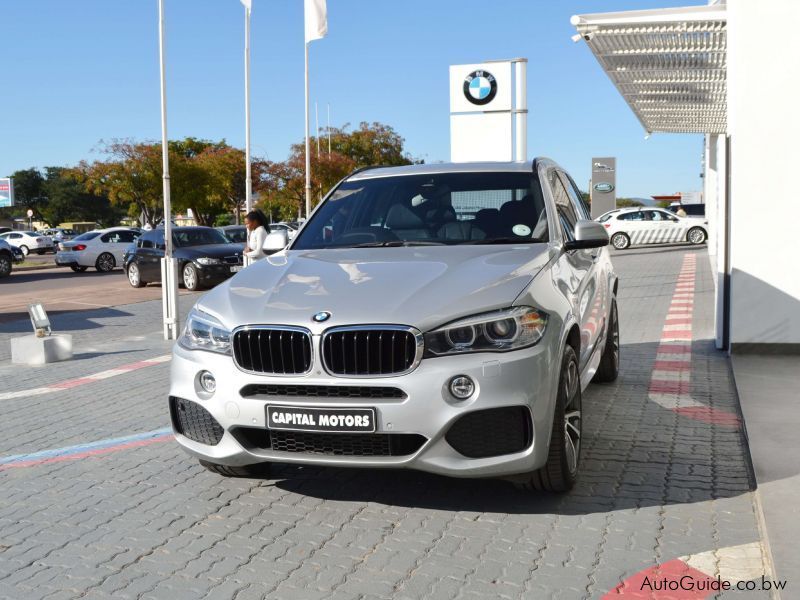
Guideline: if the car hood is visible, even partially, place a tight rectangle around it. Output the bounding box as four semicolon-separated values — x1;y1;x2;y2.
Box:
176;243;244;259
197;245;552;333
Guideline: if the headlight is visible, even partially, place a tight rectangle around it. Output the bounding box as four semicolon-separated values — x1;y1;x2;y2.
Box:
424;307;547;356
195;257;222;265
179;308;232;355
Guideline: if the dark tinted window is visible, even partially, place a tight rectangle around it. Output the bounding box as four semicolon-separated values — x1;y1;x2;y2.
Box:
73;231;101;241
618;212;644;221
220;227;247;243
293;171;549;249
548;170;579;241
173;228;229;247
138;232;155;249
559;172;591;221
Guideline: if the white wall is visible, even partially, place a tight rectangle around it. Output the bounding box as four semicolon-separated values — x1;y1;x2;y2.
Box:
704;134;729;349
727;0;800;348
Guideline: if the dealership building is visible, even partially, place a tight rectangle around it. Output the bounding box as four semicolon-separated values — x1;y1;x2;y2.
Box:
572;0;800;354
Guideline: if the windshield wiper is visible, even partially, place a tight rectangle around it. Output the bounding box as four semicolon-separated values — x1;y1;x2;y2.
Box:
460;237;544;245
349;240;447;248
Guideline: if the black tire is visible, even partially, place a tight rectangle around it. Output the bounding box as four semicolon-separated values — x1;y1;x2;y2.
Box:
182;263;201;291
126;262;146;288
610;232;630;250
19;245;29;256
593;298;620;383
0;254;11;278
687;227;706;245
95;252;115;272
70;265;88;273
199;460;271;478
517;345;582;493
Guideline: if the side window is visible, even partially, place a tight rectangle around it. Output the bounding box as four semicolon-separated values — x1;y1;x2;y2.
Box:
548;170;579;241
618;212;644;221
100;232;113;243
139;233;154;249
116;231;137;244
154;230;166;250
559;171;591;221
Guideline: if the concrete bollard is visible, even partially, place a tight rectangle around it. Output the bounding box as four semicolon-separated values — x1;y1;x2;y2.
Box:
10;334;73;365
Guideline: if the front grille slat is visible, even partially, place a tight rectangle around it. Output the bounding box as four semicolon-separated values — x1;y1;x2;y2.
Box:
322;327;419;376
240;384;406;399
232;327;312;375
231;429;426;457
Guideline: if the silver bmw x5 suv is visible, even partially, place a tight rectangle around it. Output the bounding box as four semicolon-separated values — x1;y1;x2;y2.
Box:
169;159;619;492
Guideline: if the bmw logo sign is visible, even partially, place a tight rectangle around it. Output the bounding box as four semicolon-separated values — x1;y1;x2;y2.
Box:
312;311;331;323
463;70;497;106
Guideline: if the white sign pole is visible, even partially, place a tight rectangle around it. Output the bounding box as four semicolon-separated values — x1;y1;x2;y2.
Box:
158;0;179;340
304;43;311;218
244;2;252;216
513;59;528;162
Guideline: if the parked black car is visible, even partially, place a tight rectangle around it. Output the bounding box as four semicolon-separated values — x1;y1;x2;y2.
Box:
123;227;244;291
0;239;25;279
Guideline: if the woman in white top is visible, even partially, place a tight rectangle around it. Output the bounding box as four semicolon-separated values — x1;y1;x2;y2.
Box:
244;210;269;261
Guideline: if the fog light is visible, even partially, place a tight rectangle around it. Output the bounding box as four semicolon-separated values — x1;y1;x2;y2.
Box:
449;375;475;400
199;371;216;394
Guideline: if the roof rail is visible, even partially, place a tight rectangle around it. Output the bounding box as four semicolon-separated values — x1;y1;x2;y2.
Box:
346;165;382;177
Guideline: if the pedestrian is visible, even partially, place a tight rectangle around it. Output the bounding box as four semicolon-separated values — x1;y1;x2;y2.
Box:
244;210;269;261
676;204;687;218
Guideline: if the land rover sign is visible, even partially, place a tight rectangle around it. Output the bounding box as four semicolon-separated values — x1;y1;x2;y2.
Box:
590;157;616;219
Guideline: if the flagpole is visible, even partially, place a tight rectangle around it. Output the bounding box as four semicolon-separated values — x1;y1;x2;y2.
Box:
158;0;179;340
327;103;331;154
244;3;252;217
304;43;311;219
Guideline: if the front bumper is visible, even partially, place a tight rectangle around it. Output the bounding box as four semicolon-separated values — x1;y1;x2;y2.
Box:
195;263;242;285
168;338;560;478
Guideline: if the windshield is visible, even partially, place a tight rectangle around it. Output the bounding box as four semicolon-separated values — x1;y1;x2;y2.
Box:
73;231;101;241
174;228;229;247
220;227;247;243
292;172;549;249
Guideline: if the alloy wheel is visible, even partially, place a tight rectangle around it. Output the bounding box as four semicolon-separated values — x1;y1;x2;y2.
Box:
610;303;620;372
97;253;114;272
183;264;196;290
19;245;29;256
0;256;11;277
688;228;705;244
611;234;629;250
563;358;581;475
128;263;140;286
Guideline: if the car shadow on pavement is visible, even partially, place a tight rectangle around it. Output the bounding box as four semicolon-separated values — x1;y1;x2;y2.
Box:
263;339;756;515
0;306;135;333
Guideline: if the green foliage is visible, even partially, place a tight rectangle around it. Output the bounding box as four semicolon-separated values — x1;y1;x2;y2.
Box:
40;167;124;227
214;213;234;227
616;198;644;208
7;168;46;213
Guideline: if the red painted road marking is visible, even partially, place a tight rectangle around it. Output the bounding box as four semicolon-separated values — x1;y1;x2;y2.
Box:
0;355;172;402
647;255;740;428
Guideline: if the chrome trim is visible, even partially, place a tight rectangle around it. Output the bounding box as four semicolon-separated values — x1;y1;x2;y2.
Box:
320;325;425;378
231;325;314;377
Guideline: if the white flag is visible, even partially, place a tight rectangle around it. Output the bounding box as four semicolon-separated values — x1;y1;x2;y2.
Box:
304;0;327;43
240;0;251;10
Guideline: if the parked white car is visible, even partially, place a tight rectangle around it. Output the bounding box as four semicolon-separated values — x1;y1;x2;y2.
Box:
0;230;54;256
55;227;141;272
599;207;708;250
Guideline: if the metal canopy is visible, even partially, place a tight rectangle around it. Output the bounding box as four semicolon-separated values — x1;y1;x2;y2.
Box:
571;4;727;134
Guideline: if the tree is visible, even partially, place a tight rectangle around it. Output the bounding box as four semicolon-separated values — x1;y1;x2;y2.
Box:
39;167;123;228
80;141;165;226
7;168;46;215
259;121;417;217
195;146;268;224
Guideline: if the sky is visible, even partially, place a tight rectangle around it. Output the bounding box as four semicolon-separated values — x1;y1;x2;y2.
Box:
2;0;705;199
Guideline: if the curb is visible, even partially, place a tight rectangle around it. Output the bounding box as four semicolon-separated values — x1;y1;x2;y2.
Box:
14;263;59;272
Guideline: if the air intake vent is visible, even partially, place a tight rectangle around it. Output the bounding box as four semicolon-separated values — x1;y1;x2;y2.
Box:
240;384;406;399
446;406;532;458
322;327;422;376
232;327;312;374
170;397;224;446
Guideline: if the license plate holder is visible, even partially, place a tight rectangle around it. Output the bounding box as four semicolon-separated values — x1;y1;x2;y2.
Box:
266;405;376;433
230;265;243;272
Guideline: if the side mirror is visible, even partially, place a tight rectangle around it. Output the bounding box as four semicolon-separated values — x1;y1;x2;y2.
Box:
263;230;289;254
564;220;609;251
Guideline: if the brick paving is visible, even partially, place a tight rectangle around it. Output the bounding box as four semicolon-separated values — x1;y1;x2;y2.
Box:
0;246;773;599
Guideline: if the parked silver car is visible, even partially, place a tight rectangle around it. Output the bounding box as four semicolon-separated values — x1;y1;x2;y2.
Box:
169;160;619;492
